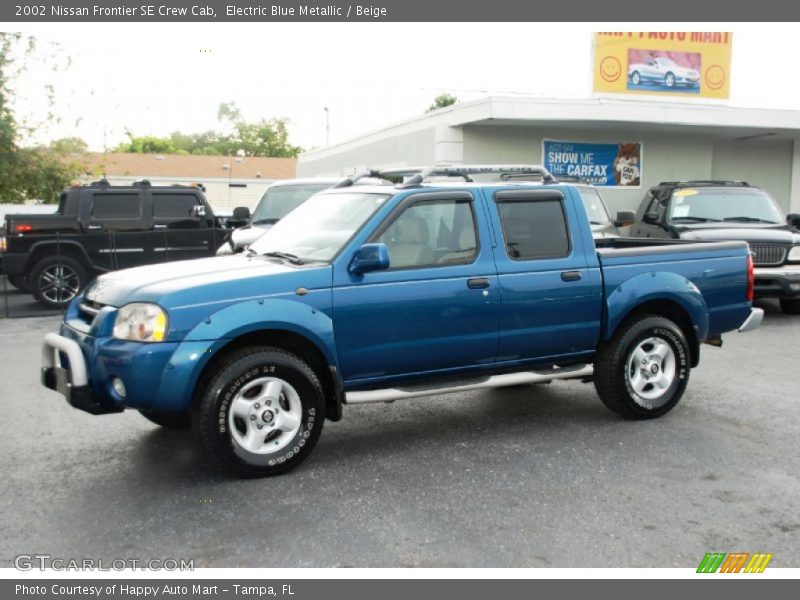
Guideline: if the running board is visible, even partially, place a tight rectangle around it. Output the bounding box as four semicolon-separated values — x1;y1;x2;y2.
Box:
345;364;593;405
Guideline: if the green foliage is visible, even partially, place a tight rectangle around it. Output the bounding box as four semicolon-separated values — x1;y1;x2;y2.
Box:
117;102;302;158
0;33;86;203
427;93;458;113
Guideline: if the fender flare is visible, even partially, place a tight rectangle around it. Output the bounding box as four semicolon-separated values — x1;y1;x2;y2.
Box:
25;240;94;273
173;297;340;414
603;271;710;343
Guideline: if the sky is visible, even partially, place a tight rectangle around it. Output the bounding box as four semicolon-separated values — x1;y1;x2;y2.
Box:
6;23;800;153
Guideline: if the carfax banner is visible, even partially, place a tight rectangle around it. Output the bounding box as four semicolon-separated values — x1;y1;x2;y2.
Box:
543;140;642;187
593;32;732;99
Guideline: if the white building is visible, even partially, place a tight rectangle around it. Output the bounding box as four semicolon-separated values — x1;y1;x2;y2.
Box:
298;96;800;215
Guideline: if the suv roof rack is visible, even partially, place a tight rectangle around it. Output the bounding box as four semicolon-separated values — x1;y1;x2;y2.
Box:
386;164;558;188
89;178;110;187
132;179;152;187
658;180;750;187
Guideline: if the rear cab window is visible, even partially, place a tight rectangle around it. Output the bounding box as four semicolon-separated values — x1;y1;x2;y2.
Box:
495;191;571;260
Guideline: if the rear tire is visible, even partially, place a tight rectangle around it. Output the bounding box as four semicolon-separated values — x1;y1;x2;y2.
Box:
192;346;325;477
780;298;800;314
594;315;690;419
139;410;191;429
29;256;88;309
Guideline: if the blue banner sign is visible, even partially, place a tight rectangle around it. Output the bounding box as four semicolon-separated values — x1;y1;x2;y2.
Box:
543;140;642;187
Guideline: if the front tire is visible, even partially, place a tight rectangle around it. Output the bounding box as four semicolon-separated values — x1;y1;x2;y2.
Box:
192;347;325;477
594;315;690;419
29;256;88;309
631;71;641;85
780;298;800;314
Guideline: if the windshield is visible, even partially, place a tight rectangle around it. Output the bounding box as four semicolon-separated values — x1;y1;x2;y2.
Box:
577;187;611;226
251;183;332;225
657;58;676;67
248;192;391;262
668;188;784;224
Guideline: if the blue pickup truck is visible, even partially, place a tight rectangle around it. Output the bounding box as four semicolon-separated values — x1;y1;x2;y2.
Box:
41;165;762;476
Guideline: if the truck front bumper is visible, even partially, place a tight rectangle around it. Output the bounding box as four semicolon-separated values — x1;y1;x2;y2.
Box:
738;308;764;333
754;265;800;299
41;323;217;415
41;332;122;414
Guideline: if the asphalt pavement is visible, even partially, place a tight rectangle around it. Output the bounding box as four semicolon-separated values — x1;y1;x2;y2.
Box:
1;300;798;568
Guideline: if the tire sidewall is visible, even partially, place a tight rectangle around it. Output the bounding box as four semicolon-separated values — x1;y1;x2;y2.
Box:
619;319;689;417
30;256;88;309
201;352;323;475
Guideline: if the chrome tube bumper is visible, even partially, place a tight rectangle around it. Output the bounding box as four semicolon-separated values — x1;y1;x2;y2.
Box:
738;308;764;333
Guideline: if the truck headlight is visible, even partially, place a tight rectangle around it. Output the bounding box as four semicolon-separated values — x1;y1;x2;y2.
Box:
788;246;800;262
113;303;168;342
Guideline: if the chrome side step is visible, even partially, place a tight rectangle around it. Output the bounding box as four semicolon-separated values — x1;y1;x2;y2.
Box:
345;364;593;405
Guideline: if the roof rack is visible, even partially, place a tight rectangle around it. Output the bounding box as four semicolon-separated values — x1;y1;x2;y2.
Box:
389;164;558;187
658;180;750;188
89;178;110;187
333;164;558;189
132;179;152;187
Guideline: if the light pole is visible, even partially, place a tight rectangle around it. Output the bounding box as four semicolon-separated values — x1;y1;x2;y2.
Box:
324;107;330;146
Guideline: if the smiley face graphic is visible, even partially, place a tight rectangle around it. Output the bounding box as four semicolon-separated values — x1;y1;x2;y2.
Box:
704;65;726;90
599;56;622;83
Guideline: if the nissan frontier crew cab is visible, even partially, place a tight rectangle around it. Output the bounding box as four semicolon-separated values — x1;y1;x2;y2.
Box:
41;165;763;477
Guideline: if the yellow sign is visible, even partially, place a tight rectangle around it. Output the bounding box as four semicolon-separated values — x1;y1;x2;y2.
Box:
593;32;732;99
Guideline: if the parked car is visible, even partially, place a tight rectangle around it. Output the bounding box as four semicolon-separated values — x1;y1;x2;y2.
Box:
628;57;699;88
3;180;227;309
41;165;761;476
629;180;800;313
217;178;342;255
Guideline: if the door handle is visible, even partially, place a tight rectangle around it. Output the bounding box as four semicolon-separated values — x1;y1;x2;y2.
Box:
561;271;582;282
87;224;102;231
467;277;491;289
154;224;168;230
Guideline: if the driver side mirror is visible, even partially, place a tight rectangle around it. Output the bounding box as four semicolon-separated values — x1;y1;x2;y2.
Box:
232;206;251;221
192;204;207;218
787;213;800;229
615;210;636;227
643;211;660;225
349;243;390;275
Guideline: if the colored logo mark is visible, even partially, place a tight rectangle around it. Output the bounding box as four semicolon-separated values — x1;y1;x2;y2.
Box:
697;552;773;573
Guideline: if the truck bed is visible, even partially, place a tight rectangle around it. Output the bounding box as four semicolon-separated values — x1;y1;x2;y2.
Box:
596;238;751;338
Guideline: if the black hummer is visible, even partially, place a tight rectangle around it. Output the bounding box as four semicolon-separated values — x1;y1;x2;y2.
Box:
2;180;228;309
629;180;800;314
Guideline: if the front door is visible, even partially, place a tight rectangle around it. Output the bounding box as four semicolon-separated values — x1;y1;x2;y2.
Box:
332;191;501;385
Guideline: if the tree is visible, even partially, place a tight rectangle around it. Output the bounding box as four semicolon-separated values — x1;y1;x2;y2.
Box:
427;93;458;113
118;102;303;158
0;33;86;203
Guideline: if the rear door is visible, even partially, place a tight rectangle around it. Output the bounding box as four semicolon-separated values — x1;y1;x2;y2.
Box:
84;189;148;270
489;188;602;362
151;191;215;262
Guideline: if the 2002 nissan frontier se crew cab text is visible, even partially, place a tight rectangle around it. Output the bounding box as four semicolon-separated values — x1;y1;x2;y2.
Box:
40;165;763;477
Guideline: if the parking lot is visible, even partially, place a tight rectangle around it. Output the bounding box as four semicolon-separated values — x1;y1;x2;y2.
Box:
0;299;798;568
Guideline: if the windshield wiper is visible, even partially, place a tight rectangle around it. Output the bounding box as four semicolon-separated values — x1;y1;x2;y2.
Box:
722;216;778;224
260;251;306;265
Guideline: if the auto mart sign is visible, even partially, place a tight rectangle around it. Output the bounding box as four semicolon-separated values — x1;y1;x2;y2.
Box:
593;32;732;99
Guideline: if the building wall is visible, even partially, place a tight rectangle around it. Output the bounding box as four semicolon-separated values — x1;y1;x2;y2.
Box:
297;127;437;177
711;139;793;208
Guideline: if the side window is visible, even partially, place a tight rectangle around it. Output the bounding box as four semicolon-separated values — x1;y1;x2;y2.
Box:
375;198;478;269
497;198;570;260
91;193;141;219
153;193;201;219
645;192;668;221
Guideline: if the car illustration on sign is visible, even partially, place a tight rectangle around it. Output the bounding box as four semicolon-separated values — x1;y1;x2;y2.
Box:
628;56;700;90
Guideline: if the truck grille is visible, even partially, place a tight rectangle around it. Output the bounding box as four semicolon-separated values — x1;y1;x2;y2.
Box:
749;243;787;266
77;299;105;326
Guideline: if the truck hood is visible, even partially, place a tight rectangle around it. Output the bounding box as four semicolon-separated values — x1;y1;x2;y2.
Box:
84;254;329;308
675;223;800;244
